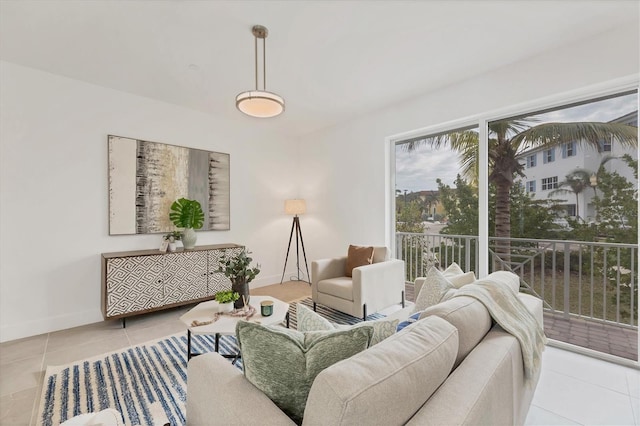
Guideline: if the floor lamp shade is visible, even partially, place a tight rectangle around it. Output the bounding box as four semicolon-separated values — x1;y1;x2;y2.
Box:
285;199;306;215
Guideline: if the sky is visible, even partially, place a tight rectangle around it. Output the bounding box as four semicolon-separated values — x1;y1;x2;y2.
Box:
395;92;638;192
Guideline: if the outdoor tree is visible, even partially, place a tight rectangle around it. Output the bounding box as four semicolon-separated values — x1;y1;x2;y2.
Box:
396;199;423;233
547;156;616;223
438;176;560;240
403;120;637;260
592;169;637;244
437;176;478;236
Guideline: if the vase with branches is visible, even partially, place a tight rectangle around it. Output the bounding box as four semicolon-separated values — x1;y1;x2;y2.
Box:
217;250;260;309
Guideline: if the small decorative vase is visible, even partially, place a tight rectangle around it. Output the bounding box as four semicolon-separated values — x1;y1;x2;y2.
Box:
168;242;177;252
232;278;250;309
182;228;197;249
219;302;234;313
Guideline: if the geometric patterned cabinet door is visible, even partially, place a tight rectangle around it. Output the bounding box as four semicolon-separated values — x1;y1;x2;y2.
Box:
105;255;164;317
102;243;243;320
206;246;243;296
164;251;208;305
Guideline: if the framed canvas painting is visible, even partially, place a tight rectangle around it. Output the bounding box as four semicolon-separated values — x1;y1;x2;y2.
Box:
108;135;230;235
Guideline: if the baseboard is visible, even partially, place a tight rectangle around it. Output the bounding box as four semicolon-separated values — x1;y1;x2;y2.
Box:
250;271;308;288
1;273;305;343
0;309;104;343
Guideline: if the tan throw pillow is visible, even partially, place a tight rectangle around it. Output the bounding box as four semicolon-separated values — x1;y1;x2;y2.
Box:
345;245;374;277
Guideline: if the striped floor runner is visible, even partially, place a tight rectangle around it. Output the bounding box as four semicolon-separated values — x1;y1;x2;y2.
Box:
37;298;382;426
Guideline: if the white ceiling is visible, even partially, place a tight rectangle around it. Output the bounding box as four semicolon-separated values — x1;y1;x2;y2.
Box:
1;1;638;138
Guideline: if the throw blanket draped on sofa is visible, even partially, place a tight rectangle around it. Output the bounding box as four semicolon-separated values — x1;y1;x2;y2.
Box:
452;280;547;383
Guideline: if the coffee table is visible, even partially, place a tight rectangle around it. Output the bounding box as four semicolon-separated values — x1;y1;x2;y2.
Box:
180;295;290;360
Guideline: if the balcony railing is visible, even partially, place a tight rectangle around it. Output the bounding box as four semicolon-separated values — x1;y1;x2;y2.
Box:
396;232;638;328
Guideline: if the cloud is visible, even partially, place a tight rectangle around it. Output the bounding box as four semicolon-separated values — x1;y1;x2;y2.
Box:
395;93;637;193
526;93;636;123
395;144;462;191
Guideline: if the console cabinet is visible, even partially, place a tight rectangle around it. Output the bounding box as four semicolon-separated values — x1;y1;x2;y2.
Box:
102;244;243;320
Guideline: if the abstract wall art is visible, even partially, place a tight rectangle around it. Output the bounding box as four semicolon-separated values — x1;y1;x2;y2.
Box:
108;135;230;235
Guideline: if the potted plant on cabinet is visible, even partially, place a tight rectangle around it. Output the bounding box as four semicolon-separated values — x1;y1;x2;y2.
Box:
217;250;261;309
169;198;204;249
163;231;182;252
214;290;240;313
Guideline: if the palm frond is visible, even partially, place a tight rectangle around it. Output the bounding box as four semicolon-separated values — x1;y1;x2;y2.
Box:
401;134;448;151
512;122;637;152
489;118;537;139
546;187;573;199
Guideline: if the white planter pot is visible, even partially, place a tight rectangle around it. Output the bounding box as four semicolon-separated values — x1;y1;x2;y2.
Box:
182;228;197;249
218;302;234;313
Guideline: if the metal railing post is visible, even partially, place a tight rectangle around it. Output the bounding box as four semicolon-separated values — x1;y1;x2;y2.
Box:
564;242;571;319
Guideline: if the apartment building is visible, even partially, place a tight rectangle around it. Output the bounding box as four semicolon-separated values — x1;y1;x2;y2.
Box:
517;110;638;222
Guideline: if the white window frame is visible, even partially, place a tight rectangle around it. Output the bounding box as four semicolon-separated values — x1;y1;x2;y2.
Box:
565;142;576;157
541;176;559;191
387;77;638;367
527;154;537;168
544;148;555;163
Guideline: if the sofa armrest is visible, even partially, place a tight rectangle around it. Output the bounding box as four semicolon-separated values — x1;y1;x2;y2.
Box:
518;293;544;330
311;257;347;300
352;259;405;314
187;353;295;426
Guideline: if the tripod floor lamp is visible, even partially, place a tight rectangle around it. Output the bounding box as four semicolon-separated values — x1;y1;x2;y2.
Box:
280;199;310;284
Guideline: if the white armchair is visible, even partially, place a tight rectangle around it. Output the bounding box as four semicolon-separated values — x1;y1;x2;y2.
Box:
311;246;405;320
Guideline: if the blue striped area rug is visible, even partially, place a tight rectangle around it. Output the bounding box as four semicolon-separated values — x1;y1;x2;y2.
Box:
37;298;382;426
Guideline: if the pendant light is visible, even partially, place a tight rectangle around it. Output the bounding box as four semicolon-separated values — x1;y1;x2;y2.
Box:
236;25;285;118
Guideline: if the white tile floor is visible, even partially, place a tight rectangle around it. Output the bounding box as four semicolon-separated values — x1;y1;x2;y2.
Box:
525;346;640;425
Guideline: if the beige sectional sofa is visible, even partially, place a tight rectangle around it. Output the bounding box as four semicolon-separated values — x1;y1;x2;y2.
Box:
187;271;543;425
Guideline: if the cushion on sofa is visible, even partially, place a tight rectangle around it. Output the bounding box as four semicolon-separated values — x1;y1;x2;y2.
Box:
442;262;476;287
442;261;464;276
418;295;492;367
236;321;373;424
302;316;459;426
447;271;476;287
296;303;398;345
345;245;374;277
411;267;455;313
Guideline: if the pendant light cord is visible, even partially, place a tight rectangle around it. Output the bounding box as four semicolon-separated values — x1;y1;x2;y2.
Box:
263;36;266;91
254;35;258;90
253;31;268;91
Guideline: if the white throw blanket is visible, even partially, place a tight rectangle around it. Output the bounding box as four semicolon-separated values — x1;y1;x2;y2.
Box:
450;279;547;383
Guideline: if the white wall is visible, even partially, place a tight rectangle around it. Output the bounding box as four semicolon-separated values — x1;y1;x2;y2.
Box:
298;25;639;262
0;61;298;342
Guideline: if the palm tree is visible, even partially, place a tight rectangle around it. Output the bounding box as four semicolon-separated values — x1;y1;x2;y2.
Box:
548;157;616;221
548;170;591;221
404;120;637;258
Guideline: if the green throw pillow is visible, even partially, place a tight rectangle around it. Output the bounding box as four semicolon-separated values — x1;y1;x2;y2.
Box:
296;303;399;346
236;321;373;424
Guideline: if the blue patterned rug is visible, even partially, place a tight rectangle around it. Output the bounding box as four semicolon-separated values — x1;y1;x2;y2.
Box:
37;298;383;426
